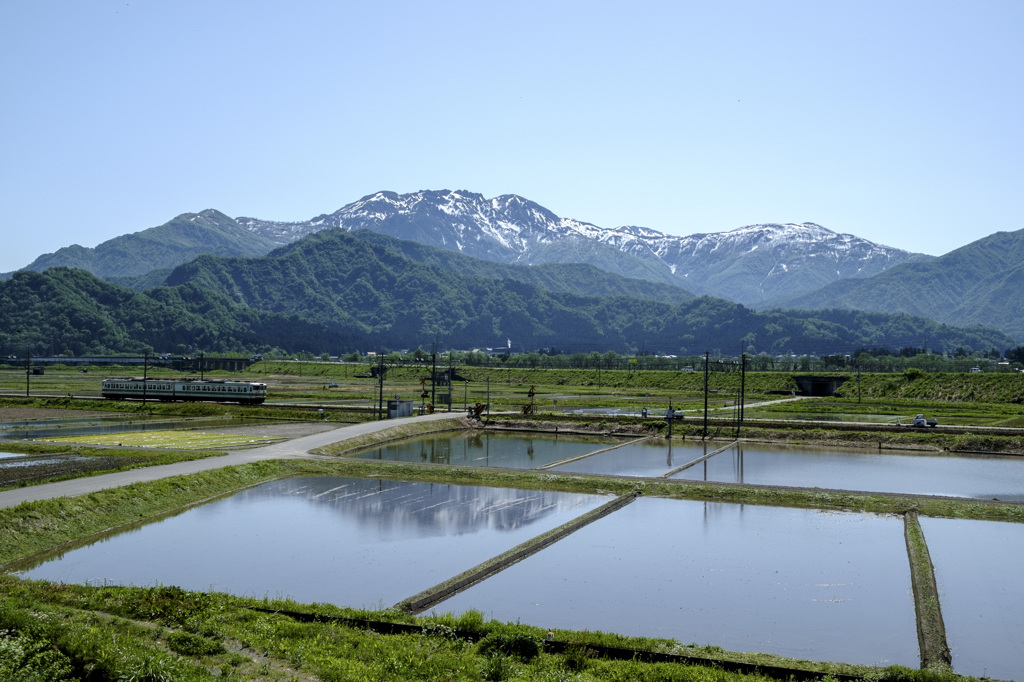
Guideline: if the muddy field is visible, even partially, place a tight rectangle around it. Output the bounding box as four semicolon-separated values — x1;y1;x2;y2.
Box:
0;407;112;423
0;407;339;440
0;452;144;488
0;409;340;489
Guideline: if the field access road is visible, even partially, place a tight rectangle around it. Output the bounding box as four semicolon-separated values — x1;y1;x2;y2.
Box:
0;412;458;510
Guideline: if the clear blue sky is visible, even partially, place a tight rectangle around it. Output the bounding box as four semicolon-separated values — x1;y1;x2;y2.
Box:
2;1;1022;273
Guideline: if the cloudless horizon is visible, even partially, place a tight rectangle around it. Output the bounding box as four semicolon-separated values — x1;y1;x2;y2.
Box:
2;1;1022;273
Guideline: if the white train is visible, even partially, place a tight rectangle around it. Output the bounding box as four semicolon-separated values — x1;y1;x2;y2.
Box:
101;377;267;404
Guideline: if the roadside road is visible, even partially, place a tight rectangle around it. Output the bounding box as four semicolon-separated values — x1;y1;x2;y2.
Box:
0;412;458;510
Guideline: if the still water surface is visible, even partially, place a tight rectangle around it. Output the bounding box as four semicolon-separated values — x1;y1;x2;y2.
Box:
13;477;610;608
436;497;919;667
354;434;1024;500
352;430;612;469
670;443;1024;500
919;517;1024;681
548;439;708;477
0;416;254;441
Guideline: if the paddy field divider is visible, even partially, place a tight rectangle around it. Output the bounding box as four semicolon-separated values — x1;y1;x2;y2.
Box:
533;435;655;470
661;440;739;477
903;511;951;670
394;489;641;614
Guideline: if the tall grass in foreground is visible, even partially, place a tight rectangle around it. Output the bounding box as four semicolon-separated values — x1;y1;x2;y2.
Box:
0;580;983;681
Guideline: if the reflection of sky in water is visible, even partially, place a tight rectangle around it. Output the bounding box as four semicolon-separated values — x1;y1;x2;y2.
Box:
438;497;918;668
919;517;1024;682
672;443;1024;500
351;431;611;469
14;477;609;609
0;417;243;441
551;440;709;477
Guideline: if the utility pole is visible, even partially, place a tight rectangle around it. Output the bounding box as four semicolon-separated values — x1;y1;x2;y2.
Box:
377;352;385;420
857;362;862;403
703;351;710;439
143;352;149;404
25;351;30;397
738;353;746;436
447;352;453;412
431;336;438;411
431;351;437;411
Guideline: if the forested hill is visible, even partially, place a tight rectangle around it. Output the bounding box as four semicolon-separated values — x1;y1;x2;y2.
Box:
7;210;277;280
155;228;1011;356
768;228;1024;342
330;230;696;304
0;268;349;357
0;229;1014;358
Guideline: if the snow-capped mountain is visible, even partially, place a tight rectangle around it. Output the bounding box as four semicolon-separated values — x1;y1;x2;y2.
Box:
238;190;607;258
237;189;929;306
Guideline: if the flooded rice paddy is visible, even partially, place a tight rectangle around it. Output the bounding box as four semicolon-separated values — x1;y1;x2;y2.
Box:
669;442;1024;501
356;432;1024;501
918;517;1024;681
13;477;611;610
10;431;1024;673
436;498;918;667
352;431;610;469
0;415;254;441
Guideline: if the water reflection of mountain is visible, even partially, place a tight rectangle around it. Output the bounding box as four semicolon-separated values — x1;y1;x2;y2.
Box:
362;431;611;468
242;477;601;537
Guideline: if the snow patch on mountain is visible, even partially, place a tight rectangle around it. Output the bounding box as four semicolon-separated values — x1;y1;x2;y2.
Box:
237;190;928;306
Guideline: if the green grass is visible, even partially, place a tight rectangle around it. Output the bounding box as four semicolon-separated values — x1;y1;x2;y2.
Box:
43;429;285;450
5;364;1023;428
0;578;981;681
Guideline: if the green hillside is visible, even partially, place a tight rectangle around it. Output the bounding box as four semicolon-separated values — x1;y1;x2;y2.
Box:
17;209;278;280
352;230;695;303
770;228;1024;341
0;229;1015;358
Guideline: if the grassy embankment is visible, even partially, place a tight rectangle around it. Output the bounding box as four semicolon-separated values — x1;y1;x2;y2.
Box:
8;572;954;682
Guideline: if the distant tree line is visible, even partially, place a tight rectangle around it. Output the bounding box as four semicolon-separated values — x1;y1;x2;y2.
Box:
325;346;1023;374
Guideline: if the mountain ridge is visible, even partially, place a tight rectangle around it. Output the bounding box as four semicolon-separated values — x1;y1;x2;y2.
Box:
238;189;928;306
9;209;278;282
769;228;1024;342
4;189;1019;342
0;229;1014;358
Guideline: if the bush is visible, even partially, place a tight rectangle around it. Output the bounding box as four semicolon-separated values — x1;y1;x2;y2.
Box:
0;628;77;682
562;643;596;672
477;631;542;662
165;631;225;656
480;653;520;681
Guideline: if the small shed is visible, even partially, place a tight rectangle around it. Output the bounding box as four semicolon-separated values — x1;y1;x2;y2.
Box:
387;399;415;419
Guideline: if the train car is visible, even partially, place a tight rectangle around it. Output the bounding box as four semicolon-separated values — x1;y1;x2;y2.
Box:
102;377;267;404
